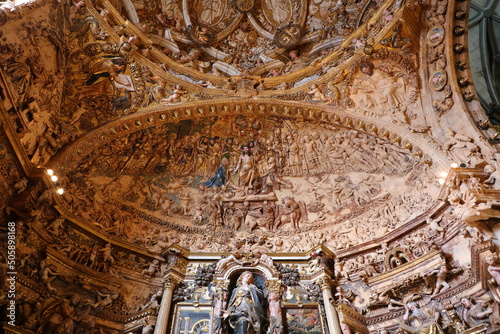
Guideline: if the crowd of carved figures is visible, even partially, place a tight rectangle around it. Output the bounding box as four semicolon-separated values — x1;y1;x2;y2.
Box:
5;156;498;334
0;0;430;173
2;146;500;334
1;0;500;332
6;206;500;334
48;114;443;255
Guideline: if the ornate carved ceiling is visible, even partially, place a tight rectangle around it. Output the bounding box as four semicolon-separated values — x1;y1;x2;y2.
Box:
50;101;442;254
2;0;500;333
0;0;493;253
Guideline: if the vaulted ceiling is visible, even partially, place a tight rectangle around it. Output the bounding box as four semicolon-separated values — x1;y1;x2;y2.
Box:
0;0;497;253
2;0;500;332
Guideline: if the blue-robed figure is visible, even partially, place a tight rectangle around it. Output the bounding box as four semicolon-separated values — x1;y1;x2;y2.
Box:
224;271;268;334
204;157;229;188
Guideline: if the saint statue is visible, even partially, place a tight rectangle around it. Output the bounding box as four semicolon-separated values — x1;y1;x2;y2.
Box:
224;271;268;334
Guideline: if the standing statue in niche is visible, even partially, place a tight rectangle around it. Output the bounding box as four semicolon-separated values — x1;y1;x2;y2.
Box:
223;271;268;334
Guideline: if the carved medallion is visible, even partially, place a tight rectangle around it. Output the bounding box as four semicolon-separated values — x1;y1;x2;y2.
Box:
427;25;445;46
188;24;217;46
429;69;447;91
273;24;305;48
232;0;255;12
261;0;293;26
195;0;229;26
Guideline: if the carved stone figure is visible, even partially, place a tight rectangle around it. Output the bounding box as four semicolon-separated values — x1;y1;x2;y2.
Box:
37;294;86;334
141;317;155;334
142;259;161;277
78;57;130;99
427;265;461;297
47;216;65;236
484;164;500;190
140;290;163;310
277;196;304;231
401;302;444;334
100;242;115;267
425;217;445;239
351;61;404;111
459;297;492;328
486;255;500;286
13;177;28;193
368;289;404;310
93;289;119;308
252;250;274;267
307;84;330;103
335;286;355;307
443;129;482;167
216;252;244;271
161;85;187;103
267;292;283;334
40;261;59;292
232;145;258;193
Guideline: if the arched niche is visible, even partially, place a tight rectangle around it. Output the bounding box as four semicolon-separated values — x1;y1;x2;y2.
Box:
217;261;281;282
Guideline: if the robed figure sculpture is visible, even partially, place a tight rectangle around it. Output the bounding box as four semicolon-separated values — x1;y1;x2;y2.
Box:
224;271;268;334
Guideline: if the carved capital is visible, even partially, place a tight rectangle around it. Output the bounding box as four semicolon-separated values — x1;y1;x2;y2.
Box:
266;280;283;295
214;279;230;293
162;276;182;290
314;276;334;290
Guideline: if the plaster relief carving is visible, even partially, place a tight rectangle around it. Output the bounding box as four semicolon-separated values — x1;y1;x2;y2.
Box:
345;51;420;125
56;114;439;254
3;0;500;333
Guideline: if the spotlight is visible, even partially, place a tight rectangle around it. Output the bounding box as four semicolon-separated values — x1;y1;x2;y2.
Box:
450;163;459;168
51;175;58;182
440;172;448;178
438;178;445;185
47;169;54;176
460;163;467;168
57;188;64;195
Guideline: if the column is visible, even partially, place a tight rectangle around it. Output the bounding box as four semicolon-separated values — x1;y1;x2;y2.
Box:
266;280;284;334
315;276;342;334
154;276;179;334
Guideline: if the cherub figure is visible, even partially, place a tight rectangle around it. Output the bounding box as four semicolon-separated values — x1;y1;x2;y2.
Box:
142;259;161;277
252;250;274;267
307;84;330;103
428;264;462;297
100;242;115;266
215;252;243;271
40;261;59;292
161;85;187;103
140;290;163;310
425;217;445;239
93;289;119;308
192;205;205;225
47;216;65;236
13;177;28;193
179;191;191;215
160;196;174;216
486;255;500;286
